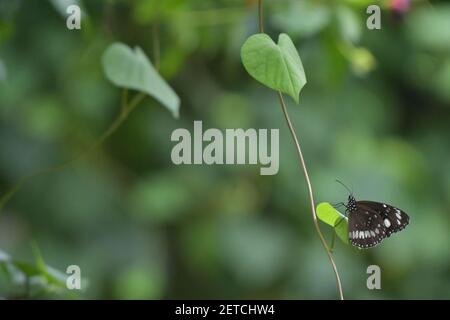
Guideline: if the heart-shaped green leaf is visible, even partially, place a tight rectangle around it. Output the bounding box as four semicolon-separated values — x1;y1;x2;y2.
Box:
241;33;307;103
316;202;349;244
102;42;180;118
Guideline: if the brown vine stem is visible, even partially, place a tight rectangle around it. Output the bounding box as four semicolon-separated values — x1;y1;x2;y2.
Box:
257;0;344;300
258;0;264;33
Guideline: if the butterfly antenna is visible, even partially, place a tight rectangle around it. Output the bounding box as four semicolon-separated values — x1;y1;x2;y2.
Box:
335;179;353;196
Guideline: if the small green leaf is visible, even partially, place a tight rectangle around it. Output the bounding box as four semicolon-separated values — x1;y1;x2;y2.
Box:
31;242;47;274
102;42;180;118
241;33;307;103
317;202;349;244
0;249;75;298
31;242;67;287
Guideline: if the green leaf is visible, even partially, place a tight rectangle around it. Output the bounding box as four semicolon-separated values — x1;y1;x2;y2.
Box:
31;242;67;287
316;202;349;244
102;42;180;118
0;249;74;298
31;242;47;274
241;33;307;103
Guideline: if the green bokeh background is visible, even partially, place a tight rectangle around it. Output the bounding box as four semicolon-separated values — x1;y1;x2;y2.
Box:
0;0;449;299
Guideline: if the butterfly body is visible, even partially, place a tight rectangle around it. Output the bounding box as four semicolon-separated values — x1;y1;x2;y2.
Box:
346;195;409;249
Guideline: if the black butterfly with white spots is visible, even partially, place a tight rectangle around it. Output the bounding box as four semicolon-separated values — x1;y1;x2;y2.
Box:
336;182;410;249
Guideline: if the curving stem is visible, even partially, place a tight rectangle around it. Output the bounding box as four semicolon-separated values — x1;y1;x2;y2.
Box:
258;0;344;300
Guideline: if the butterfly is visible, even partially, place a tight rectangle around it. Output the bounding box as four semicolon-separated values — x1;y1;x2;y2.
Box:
335;181;410;249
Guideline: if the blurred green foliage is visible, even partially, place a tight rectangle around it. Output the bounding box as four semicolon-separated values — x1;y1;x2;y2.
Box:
0;0;449;299
0;247;73;299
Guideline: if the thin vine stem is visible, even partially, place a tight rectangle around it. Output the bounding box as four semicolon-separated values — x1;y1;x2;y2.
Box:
258;0;344;300
0;92;145;211
0;17;166;212
277;93;344;300
258;0;264;33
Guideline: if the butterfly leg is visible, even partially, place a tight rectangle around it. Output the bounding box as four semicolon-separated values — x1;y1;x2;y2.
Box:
332;202;349;217
332;202;346;209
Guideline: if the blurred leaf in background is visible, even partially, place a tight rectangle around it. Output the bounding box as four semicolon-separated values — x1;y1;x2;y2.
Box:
0;248;75;299
102;42;180;118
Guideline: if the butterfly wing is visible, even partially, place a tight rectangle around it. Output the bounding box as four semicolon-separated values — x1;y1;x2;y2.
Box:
357;201;410;237
348;206;387;249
